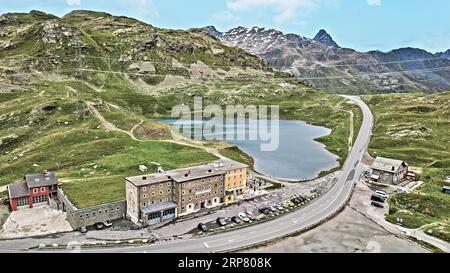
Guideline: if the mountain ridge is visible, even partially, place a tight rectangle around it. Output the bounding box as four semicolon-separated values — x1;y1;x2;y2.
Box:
201;25;450;94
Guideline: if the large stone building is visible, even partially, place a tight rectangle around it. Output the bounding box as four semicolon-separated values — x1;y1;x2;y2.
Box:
7;171;59;211
370;157;408;185
126;160;248;226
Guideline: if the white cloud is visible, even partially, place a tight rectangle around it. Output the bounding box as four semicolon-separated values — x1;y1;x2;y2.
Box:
224;0;322;24
212;11;239;22
367;0;381;6
66;0;81;6
119;0;159;18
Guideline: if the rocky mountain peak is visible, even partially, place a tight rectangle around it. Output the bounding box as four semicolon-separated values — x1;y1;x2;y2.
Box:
313;29;339;48
202;25;222;39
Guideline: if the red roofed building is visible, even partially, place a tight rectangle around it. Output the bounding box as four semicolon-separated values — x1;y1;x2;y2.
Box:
7;171;59;211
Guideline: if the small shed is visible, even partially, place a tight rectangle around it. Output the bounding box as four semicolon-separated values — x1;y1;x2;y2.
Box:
138;165;148;172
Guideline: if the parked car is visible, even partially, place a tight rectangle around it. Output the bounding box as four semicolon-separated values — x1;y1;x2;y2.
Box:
216;217;227;226
274;204;285;211
231;216;241;224
198;223;208;232
259;207;271;215
94;222;105;230
296;195;305;202
375;190;389;199
270;206;278;212
245;210;256;220
80;226;88;234
371;201;384;208
371;194;385;203
238;212;250;222
103;220;113;227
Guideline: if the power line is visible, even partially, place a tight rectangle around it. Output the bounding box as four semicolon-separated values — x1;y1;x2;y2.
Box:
4;52;449;70
2;66;449;85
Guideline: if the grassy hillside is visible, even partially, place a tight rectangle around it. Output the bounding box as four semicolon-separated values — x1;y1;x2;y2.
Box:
0;10;360;207
363;92;450;242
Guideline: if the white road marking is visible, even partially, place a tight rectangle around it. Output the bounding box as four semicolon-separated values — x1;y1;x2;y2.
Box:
203;242;209;248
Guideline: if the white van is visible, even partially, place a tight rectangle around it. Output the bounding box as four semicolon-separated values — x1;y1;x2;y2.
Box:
375;190;389;198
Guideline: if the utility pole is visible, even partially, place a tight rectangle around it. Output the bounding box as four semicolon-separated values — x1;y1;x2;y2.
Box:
75;39;85;120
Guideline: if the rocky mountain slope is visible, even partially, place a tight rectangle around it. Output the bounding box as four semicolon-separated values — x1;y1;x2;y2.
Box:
202;26;450;94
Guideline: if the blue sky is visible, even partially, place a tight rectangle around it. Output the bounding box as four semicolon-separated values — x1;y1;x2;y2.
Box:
0;0;449;53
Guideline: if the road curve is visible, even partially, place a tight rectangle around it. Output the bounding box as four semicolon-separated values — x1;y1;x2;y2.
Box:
51;96;374;253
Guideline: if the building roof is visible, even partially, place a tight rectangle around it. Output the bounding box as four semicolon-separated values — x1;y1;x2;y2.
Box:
168;164;225;183
8;182;29;199
126;172;172;187
141;202;178;214
206;159;248;171
25;172;58;188
126;159;248;186
371;157;406;173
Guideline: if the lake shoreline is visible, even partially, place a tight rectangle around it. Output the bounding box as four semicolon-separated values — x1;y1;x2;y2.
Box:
158;118;341;182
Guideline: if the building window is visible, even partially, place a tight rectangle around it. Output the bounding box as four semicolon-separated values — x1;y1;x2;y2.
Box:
159;184;163;188
143;202;146;207
151;185;155;190
167;182;171;186
17;197;29;206
148;212;160;220
32;188;38;194
152;192;155;196
182;191;185;195
163;208;175;216
143;187;146;192
151;200;155;205
159;198;162;203
32;195;47;204
40;187;45;192
143;194;146;198
168;189;171;193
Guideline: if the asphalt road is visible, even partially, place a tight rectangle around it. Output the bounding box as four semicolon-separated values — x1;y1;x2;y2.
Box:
59;95;372;253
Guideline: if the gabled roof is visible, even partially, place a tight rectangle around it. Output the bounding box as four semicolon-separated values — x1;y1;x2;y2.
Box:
25;172;58;188
371;157;406;173
8;182;29;199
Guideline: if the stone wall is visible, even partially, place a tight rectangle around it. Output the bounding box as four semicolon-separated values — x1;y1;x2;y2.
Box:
57;188;126;229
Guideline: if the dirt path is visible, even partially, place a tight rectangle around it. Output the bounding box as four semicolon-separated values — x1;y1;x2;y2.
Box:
85;101;140;141
130;120;144;136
